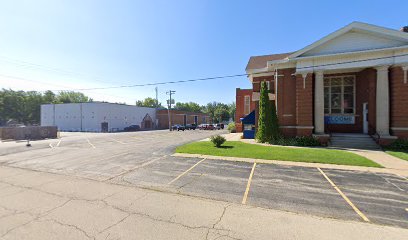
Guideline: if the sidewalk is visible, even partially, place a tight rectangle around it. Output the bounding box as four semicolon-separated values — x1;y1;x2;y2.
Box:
0;165;407;240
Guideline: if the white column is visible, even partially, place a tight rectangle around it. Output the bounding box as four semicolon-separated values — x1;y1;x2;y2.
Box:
314;71;325;134
375;65;390;136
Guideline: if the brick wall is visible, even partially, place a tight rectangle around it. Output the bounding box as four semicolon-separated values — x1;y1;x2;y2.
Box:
295;73;313;136
278;68;297;126
235;88;255;132
390;66;408;139
156;110;209;129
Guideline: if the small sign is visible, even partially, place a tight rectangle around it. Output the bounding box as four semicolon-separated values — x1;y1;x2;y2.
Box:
325;115;355;125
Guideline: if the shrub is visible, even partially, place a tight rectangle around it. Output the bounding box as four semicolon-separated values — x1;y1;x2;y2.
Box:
227;122;236;133
385;139;408;151
210;135;226;148
256;81;272;143
269;136;321;147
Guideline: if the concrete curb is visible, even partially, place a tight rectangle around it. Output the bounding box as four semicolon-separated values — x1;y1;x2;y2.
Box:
172;153;408;177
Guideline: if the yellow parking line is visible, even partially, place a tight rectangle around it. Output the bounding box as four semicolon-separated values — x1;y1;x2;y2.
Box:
168;158;206;185
242;162;257;205
86;138;96;148
317;168;370;222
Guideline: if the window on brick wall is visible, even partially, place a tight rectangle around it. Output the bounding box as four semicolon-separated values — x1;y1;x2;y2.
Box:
324;75;355;114
244;95;250;115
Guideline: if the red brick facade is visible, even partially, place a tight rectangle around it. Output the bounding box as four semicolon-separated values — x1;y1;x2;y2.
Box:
156;109;209;129
390;66;408;139
235;88;255;132
236;67;408;140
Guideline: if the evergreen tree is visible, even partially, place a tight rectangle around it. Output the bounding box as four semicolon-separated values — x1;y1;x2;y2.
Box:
270;98;280;141
256;82;272;142
256;81;280;142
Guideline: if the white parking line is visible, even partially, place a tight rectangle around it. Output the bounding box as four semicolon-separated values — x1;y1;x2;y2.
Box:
379;175;405;192
86;138;96;148
168;158;206;185
56;139;61;147
318;168;370;222
109;137;126;145
49;143;54;148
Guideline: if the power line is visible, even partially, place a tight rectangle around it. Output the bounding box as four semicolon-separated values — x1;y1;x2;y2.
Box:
0;74;135;102
11;73;248;92
0;56;132;86
1;52;408;93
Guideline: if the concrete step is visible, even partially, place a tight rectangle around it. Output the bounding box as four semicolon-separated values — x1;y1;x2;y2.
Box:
331;134;372;139
329;133;380;150
330;138;374;142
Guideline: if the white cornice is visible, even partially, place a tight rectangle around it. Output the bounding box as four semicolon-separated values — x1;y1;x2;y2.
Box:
288;21;408;59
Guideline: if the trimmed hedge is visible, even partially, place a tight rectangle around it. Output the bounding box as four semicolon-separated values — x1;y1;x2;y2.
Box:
385;139;408;151
269;136;321;147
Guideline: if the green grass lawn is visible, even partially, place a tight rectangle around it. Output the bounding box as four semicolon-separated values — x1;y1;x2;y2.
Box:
385;150;408;161
176;141;382;168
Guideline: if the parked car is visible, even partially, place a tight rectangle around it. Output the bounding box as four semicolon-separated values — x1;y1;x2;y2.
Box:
124;125;140;131
172;124;185;131
206;124;215;130
198;124;206;130
185;124;196;130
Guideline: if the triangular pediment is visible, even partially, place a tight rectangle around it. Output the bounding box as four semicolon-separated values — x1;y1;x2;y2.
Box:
290;22;408;58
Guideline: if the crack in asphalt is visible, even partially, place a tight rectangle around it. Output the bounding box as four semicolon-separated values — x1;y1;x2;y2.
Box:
0;176;236;240
39;218;95;240
206;204;232;240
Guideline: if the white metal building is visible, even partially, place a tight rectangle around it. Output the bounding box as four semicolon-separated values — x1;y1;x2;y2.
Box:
41;102;156;132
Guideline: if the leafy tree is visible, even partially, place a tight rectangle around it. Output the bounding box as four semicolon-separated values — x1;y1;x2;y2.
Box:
136;97;161;108
43;90;57;103
270;97;280;141
202;102;232;123
256;82;273;143
174;102;202;113
0;89;92;125
228;102;236;121
57;91;92;103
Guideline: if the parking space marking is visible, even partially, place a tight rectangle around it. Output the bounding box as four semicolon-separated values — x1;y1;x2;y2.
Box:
167;158;206;185
378;175;405;192
56;139;62;147
317;167;370;222
242;162;257;205
109;137;126;145
396;173;408;181
48;143;53;148
86;138;96;148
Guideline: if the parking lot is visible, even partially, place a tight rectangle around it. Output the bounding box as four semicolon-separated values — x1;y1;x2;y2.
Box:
0;130;407;229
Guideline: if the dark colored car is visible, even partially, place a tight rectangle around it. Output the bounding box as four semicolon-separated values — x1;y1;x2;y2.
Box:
185;124;196;130
124;125;140;131
206;124;214;130
172;124;185;131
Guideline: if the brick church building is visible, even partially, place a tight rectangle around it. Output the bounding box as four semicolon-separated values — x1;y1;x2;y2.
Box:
236;22;408;145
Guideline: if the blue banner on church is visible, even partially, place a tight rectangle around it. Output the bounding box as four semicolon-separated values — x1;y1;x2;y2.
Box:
325;115;355;125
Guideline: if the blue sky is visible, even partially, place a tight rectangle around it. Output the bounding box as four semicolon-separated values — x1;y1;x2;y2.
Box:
0;0;407;105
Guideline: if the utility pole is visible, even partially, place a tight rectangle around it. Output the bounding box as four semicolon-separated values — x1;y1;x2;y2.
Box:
155;87;159;129
155;87;158;108
166;90;176;131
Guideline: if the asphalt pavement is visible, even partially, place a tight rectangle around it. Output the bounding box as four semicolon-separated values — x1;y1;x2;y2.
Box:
0;130;407;230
